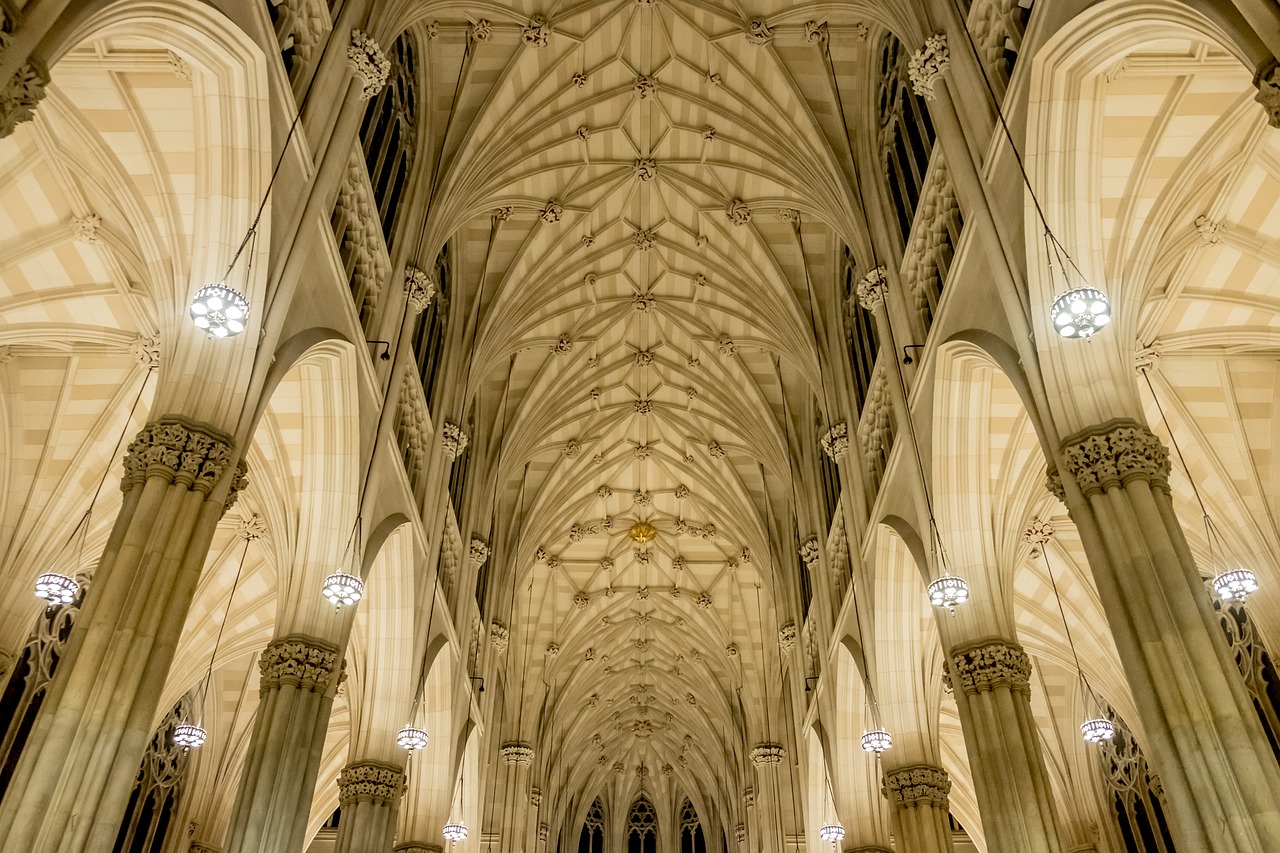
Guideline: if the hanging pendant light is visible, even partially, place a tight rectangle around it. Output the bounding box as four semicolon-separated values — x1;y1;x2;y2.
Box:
1080;717;1115;744
819;824;845;844
860;728;892;754
443;822;469;842
190;284;250;338
928;574;969;611
322;569;364;608
397;724;429;751
173;722;207;750
34;571;79;606
1050;287;1110;339
1213;568;1259;601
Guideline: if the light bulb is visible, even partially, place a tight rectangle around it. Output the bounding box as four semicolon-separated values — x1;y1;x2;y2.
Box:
34;572;78;605
322;571;364;608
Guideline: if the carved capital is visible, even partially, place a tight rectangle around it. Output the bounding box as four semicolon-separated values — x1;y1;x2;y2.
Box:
395;845;442;853
908;34;949;101
223;459;251;515
258;635;342;694
469;537;490;565
1255;60;1280;129
820;421;849;460
1061;419;1170;496
949;639;1032;695
749;743;785;766
404;266;435;313
347;30;390;99
0;57;49;138
121;418;236;496
130;332;160;368
883;764;950;808
490;620;510;652
441;422;469;457
501;742;534;765
735;825;747;843
338;760;405;807
1045;467;1066;503
778;622;797;655
856;266;888;310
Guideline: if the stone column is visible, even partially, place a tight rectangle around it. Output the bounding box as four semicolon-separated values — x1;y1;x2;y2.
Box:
334;761;405;853
0;418;245;852
882;765;954;853
1051;420;1280;850
848;847;892;853
224;634;345;853
945;639;1062;853
498;742;534;853
749;743;786;853
394;844;441;853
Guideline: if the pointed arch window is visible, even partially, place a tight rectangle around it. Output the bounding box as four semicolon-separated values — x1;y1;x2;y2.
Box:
680;798;706;853
359;30;418;250
412;242;450;414
578;796;605;853
875;31;936;246
1094;706;1177;853
627;797;656;853
111;694;197;853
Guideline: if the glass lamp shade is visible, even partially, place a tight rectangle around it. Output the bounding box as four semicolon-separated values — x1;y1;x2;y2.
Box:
928;575;969;610
443;822;468;842
173;723;207;749
1050;287;1110;339
1081;718;1115;744
397;725;429;751
861;728;892;754
34;572;78;605
190;284;250;338
819;824;845;843
322;571;364;608
1213;568;1259;601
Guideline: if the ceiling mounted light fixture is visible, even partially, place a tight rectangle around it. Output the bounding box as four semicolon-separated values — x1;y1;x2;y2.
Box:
1050;286;1110;339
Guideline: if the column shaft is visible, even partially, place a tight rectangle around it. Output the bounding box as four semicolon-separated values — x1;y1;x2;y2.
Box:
498;742;534;853
0;418;243;852
749;743;786;853
224;635;344;853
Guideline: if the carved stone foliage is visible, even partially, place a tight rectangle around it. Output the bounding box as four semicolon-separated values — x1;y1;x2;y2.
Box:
490;621;509;652
269;0;331;81
441;421;469;458
883;764;950;807
469;537;490;565
501;742;535;765
749;743;785;766
1255;62;1280;129
803;21;828;45
949;640;1032;695
0;55;49;139
1061;419;1170;496
338;761;405;807
258;636;342;694
470;20;492;42
907;34;949;100
404;266;436;313
745;19;774;45
726;198;751;225
122;418;237;496
348;30;391;99
130;332;161;369
777;622;797;654
799;537;820;566
820;421;848;460
523;15;551;47
855;266;888;309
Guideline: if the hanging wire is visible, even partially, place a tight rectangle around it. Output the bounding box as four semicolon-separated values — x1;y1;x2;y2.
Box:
1038;534;1102;711
198;533;254;725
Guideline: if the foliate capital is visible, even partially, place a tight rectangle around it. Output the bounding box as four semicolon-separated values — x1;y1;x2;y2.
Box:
394;845;442;853
258;635;342;693
1061;419;1170;496
749;743;785;766
501;742;535;765
490;621;510;652
338;760;405;807
856;266;888;310
404;266;436;313
949;639;1032;694
1255;60;1280;129
122;418;236;496
908;34;949;101
0;57;49;138
348;30;390;99
882;764;950;807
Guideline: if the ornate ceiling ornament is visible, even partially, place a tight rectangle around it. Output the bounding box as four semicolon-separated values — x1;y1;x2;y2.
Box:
469;20;492;42
856;266;888;309
776;208;799;222
803;21;828;44
778;622;797;654
633;230;657;252
634;399;653;415
633;490;652;506
706;72;722;87
573;592;589;610
717;334;736;356
73;213;102;245
572;72;587;88
546;554;562;570
535;547;549;562
1061;420;1170;497
735;826;747;843
576;125;591;141
494;206;513;220
725;643;738;657
523;15;551;46
726;198;751;225
1195;214;1223;244
553;335;572;354
634;158;657;181
441;422;469;457
469;538;490;565
424;21;439;39
749;743;785;765
739;547;751;563
563;439;582;458
702;126;716;142
695;592;712;609
637;586;651;600
799;537;820;566
236;513;268;541
634;75;657;99
745;18;774;45
546;642;560;657
883;765;951;808
348;30;391;99
708;440;726;458
404;266;436;313
596;485;612;500
907;34;950;101
633;291;657;311
949;640;1032;695
1022;518;1053;556
490;621;509;652
635;350;654;366
130;333;161;369
541;199;563;222
821;421;849;459
1254;62;1280;128
500;743;535;765
634;443;652;460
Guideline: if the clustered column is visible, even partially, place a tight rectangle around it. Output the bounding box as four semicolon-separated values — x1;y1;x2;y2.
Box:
947;640;1062;853
749;743;786;853
0;418;245;852
333;761;406;853
224;635;344;853
882;765;954;853
499;742;534;853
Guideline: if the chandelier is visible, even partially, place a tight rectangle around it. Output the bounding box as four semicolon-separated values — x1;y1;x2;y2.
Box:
397;725;429;751
1050;287;1110;339
173;722;207;750
34;572;78;606
322;570;364;608
928;575;969;611
190;284;250;338
443;822;468;842
860;728;892;754
1081;717;1115;744
819;824;845;844
1213;568;1258;602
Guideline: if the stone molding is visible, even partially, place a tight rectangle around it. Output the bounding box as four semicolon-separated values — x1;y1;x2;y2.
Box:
749;743;785;766
258;635;342;693
1060;418;1170;497
949;639;1032;695
1255;60;1280;129
337;760;405;807
501;742;534;765
883;764;950;808
121;417;237;496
